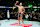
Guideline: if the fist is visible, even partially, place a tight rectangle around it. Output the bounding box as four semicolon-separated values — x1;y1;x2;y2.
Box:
16;1;19;3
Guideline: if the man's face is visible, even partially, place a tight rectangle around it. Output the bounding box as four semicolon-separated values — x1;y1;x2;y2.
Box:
19;3;22;6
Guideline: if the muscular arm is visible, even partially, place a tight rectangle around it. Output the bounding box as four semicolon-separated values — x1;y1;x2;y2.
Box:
15;2;19;7
23;7;25;12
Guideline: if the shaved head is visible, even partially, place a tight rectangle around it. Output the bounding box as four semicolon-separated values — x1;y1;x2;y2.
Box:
19;3;22;6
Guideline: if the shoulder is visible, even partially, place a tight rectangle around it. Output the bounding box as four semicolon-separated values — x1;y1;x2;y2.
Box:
22;6;24;7
16;5;19;7
22;6;25;8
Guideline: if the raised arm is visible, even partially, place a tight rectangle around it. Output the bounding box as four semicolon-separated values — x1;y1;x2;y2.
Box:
15;1;19;7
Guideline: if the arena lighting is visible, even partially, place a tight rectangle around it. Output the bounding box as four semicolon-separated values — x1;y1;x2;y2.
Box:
34;9;37;11
28;5;33;7
0;6;40;8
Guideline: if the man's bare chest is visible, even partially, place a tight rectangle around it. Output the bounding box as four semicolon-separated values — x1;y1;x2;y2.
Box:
18;6;23;9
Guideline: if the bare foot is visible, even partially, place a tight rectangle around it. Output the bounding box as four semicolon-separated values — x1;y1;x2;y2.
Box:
19;23;20;25
22;24;24;26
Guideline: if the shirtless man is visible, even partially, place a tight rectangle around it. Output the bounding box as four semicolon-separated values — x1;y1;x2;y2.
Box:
15;1;25;25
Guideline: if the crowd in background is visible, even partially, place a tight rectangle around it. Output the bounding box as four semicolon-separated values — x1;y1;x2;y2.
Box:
10;11;40;21
0;9;7;19
0;11;5;18
10;8;40;21
0;9;40;21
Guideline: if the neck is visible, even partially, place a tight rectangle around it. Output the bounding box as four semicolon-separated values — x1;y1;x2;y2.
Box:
20;5;22;7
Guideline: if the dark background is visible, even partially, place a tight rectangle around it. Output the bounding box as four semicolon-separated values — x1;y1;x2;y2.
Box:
10;8;40;21
0;8;7;20
0;0;40;21
0;0;40;7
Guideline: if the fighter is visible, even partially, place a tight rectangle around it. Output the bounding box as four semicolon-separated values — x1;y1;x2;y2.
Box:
15;1;25;26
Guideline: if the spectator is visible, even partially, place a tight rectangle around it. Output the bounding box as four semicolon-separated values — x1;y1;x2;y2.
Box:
29;13;32;18
10;12;13;14
28;13;32;21
25;13;29;19
7;10;10;20
32;12;38;21
0;15;2;18
13;11;16;14
35;12;38;19
1;12;5;18
38;15;40;21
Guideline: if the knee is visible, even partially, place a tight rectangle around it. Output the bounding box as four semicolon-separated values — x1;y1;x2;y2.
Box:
18;18;19;20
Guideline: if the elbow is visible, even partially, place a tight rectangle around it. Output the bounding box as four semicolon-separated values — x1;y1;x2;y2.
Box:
15;5;16;6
